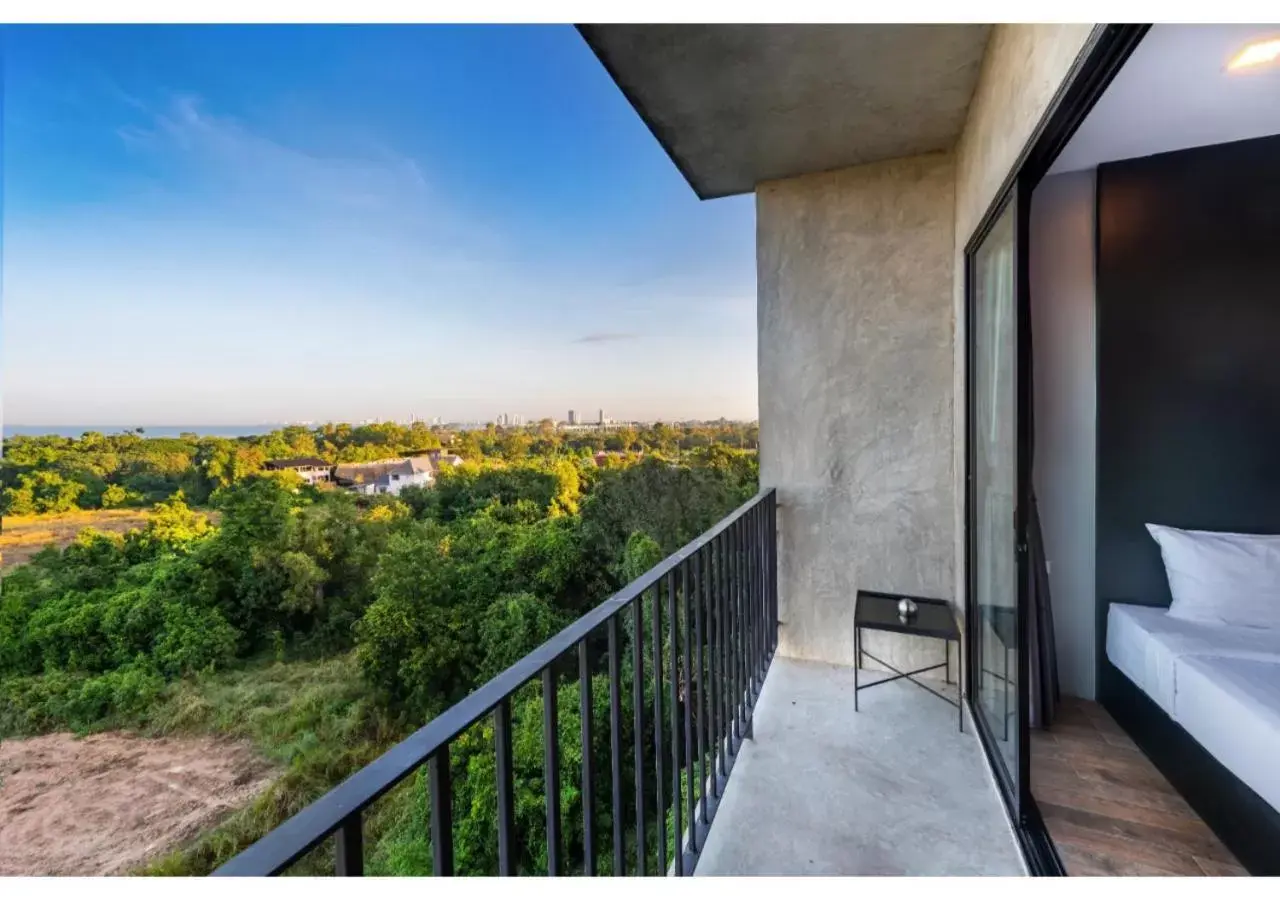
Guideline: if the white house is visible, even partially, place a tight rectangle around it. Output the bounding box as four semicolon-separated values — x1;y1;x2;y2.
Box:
334;457;436;496
262;456;332;485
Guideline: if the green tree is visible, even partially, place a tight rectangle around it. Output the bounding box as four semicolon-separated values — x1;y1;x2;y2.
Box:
100;484;130;508
357;523;477;717
477;592;565;681
3;471;85;515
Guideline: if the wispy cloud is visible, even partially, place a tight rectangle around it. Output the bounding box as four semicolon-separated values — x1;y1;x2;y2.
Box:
94;89;516;282
572;332;639;344
114;93;432;218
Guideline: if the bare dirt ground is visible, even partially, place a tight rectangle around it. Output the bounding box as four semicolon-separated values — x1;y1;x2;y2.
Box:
0;732;276;875
0;509;152;570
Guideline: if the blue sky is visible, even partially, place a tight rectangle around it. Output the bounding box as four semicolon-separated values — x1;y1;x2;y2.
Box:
2;25;756;426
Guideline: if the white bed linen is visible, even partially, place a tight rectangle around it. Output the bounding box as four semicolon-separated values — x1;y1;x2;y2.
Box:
1106;603;1280;716
1174;655;1280;812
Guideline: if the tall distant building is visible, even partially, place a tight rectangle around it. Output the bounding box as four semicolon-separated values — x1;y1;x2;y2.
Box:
568;409;578;425
598;409;605;425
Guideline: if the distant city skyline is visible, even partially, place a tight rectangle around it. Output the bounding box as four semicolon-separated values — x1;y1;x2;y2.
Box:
3;25;757;426
2;403;754;430
3;410;758;441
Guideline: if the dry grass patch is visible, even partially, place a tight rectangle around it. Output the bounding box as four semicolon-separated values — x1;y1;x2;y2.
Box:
1;508;220;570
1;509;153;570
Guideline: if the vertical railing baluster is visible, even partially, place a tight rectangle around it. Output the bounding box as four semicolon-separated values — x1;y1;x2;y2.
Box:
772;491;779;653
631;598;646;875
761;495;768;656
742;514;749;723
701;542;711;819
721;532;732;757
747;506;757;691
667;568;683;875
429;748;454;876
752;504;762;670
768;495;776;653
735;516;745;738
740;514;749;730
723;526;733;746
608;617;625;876
681;560;696;858
709;534;721;793
335;812;363;876
753;504;762;689
727;527;737;747
495;699;516;876
746;510;755;709
753;505;761;685
745;508;754;698
579;640;596;875
761;505;767;669
766;493;774;653
759;505;767;676
748;505;757;691
543;667;562;876
728;523;738;742
651;583;666;875
762;502;770;669
745;509;753;698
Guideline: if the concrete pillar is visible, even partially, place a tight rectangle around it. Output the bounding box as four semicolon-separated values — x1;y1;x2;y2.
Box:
757;152;957;677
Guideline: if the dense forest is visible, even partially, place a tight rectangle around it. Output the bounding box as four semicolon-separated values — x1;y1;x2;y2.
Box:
0;421;759;875
0;419;758;515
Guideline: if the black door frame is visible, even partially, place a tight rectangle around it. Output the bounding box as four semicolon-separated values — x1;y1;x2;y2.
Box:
963;179;1027;822
962;23;1150;876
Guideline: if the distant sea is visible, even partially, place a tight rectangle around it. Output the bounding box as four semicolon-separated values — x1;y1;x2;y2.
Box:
3;424;285;440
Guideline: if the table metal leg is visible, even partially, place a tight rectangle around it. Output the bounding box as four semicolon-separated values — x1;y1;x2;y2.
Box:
853;626;860;712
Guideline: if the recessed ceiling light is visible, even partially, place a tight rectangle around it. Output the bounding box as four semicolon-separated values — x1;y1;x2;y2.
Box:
1228;37;1280;71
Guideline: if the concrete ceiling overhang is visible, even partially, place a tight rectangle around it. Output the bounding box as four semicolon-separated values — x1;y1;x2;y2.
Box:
578;24;993;199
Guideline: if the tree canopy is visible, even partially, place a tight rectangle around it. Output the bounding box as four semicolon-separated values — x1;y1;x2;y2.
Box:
0;420;759;875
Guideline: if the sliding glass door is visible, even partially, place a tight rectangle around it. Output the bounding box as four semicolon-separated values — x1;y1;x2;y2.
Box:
966;187;1028;819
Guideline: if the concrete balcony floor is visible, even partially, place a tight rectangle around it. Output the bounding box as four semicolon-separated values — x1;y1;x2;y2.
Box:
695;657;1025;876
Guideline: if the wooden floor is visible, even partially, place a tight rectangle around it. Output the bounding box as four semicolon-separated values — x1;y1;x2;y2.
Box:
1030;696;1247;876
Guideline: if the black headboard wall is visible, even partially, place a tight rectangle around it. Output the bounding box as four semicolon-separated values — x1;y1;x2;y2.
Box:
1096;132;1280;620
1093;132;1280;877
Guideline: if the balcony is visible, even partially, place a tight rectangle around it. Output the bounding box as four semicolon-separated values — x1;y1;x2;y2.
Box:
214;488;1020;877
696;658;1021;875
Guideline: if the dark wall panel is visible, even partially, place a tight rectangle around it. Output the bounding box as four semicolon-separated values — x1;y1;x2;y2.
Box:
1094;134;1280;874
1096;133;1280;615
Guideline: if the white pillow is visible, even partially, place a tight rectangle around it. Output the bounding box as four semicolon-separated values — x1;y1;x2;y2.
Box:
1146;524;1280;630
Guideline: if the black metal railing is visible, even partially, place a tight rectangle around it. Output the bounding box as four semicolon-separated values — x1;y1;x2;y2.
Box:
214;488;778;876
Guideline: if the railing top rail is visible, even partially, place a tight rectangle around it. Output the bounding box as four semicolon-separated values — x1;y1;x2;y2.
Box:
213;486;775;876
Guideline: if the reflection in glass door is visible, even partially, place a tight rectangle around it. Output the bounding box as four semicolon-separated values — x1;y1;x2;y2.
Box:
969;199;1021;806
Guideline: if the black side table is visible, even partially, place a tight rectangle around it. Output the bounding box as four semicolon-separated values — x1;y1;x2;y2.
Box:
854;589;962;732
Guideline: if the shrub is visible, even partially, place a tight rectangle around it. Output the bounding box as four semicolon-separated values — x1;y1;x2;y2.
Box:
150;603;239;677
0;666;166;736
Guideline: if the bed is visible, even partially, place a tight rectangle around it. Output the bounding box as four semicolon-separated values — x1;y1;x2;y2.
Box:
1105;603;1280;814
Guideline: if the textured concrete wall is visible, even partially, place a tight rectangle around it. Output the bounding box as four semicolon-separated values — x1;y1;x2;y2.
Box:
755;24;1096;684
949;25;1097;628
758;153;957;676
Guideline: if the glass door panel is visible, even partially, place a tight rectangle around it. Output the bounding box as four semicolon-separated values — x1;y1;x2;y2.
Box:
970;201;1020;798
